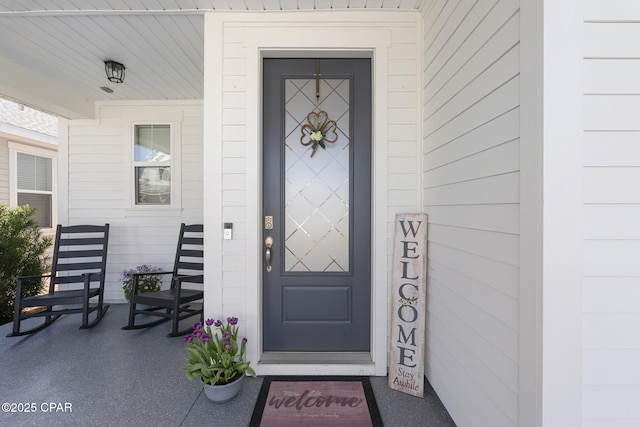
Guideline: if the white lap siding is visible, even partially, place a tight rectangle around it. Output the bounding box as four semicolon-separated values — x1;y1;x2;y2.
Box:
422;1;521;426
582;1;640;425
64;102;203;302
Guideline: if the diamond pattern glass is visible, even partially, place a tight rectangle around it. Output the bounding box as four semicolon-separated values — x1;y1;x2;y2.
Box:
284;78;350;272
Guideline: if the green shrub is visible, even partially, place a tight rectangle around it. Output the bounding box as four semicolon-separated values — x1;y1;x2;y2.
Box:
0;205;52;325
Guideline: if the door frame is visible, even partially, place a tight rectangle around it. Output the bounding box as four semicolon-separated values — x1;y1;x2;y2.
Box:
207;15;394;376
261;58;372;353
253;49;387;377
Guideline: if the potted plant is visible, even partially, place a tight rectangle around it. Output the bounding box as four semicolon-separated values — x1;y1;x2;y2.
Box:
183;317;256;403
121;264;163;302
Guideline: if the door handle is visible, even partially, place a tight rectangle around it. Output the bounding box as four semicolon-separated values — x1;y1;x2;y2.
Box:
265;236;274;272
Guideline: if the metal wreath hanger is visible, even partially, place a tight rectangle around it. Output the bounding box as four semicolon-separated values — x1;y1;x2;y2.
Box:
299;59;338;158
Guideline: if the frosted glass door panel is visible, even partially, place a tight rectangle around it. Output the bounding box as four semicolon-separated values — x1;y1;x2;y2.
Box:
284;78;350;272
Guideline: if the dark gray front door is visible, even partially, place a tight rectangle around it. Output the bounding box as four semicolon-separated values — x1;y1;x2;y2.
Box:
262;58;372;352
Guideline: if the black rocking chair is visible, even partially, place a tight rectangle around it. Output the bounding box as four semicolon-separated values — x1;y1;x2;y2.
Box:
122;223;204;337
8;224;110;337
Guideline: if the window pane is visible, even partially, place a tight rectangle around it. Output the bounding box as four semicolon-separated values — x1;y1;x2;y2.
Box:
134;125;170;162
17;153;52;191
18;193;52;228
136;166;171;205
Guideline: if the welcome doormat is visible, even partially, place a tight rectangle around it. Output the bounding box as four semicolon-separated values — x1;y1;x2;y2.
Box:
249;376;383;427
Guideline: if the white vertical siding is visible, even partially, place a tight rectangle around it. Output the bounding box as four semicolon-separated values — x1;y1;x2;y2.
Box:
65;101;203;301
388;24;421;218
583;2;640;425
219;22;249;320
422;1;520;426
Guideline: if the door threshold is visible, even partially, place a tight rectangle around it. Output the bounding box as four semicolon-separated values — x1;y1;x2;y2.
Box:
260;352;373;365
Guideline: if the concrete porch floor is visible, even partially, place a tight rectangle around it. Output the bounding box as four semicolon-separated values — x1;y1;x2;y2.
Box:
0;304;455;426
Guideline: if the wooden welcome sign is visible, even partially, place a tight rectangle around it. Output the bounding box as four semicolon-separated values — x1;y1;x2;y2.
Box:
389;213;428;397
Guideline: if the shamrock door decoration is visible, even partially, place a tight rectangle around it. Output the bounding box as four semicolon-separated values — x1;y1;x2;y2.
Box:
299;59;339;158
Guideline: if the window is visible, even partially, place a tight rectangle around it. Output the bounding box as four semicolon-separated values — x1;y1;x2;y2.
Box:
12;150;55;229
134;124;171;205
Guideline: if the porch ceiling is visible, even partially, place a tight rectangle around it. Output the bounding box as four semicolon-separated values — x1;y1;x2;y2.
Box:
0;0;423;119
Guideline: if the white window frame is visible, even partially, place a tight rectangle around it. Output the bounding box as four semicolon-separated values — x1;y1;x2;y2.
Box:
8;141;57;231
133;123;172;206
128;120;182;211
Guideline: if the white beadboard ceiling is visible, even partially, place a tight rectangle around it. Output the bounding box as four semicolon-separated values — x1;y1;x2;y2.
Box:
0;0;423;117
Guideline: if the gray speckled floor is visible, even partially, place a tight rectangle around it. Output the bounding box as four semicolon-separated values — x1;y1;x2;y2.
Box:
0;304;455;426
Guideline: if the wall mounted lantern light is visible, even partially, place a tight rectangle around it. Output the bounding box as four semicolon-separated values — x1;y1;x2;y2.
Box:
104;60;125;83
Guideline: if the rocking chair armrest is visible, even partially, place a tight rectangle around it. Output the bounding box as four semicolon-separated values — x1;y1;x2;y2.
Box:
82;271;104;285
13;273;52;281
82;272;105;302
173;273;204;282
13;273;52;298
82;271;104;278
171;274;204;291
130;271;172;296
130;270;173;277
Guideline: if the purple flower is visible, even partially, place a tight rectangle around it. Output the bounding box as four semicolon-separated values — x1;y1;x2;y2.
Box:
184;334;194;343
223;332;231;340
193;329;202;338
206;318;214;326
223;341;231;350
214;320;222;327
242;337;248;344
227;316;238;325
193;321;202;331
202;333;210;342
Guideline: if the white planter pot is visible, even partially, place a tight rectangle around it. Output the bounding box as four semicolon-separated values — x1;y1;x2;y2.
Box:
203;374;245;403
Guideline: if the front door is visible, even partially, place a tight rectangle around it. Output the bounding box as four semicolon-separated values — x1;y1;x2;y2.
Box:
262;58;372;352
